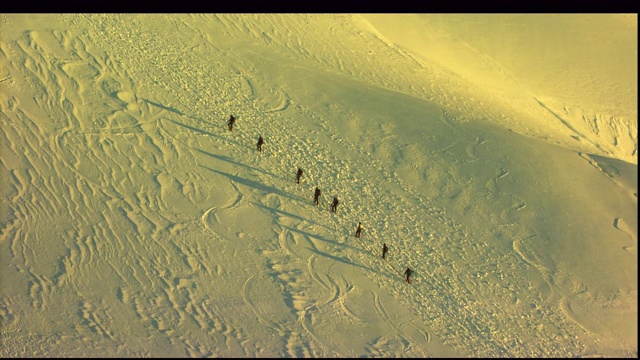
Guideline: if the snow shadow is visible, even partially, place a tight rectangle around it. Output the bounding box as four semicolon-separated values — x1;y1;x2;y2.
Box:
199;166;305;203
281;225;364;254
165;118;218;138
252;203;332;232
305;247;390;278
143;98;200;121
195;148;281;179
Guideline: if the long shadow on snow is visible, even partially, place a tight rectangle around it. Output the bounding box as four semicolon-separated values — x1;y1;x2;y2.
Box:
144;98;200;121
305;247;390;278
146;98;243;143
195;148;281;180
254;203;333;232
199;166;305;203
165;118;217;137
284;226;398;280
163;118;245;148
276;225;394;279
281;225;364;254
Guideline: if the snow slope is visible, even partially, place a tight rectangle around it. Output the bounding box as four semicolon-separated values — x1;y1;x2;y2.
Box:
0;14;637;357
362;14;638;165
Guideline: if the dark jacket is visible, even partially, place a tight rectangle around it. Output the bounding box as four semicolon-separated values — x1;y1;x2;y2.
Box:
404;268;413;277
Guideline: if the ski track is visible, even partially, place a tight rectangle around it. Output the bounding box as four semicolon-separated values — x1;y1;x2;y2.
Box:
0;14;611;357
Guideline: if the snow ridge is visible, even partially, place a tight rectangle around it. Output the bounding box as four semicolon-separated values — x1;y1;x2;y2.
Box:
0;14;636;357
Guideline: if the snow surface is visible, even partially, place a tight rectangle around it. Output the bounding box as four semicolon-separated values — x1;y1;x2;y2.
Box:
0;14;637;357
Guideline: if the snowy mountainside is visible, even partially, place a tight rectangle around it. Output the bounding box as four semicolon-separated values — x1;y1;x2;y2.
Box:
361;14;638;165
0;14;637;357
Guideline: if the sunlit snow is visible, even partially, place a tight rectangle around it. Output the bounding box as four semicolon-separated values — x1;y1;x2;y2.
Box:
0;14;637;357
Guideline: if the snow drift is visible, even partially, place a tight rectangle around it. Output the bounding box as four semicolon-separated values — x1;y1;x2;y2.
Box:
0;14;637;357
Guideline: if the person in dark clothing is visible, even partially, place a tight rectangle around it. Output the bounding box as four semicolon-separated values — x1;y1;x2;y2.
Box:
227;115;236;131
331;196;339;213
313;187;322;205
355;222;363;238
382;243;388;260
296;168;303;184
404;267;413;284
257;135;264;152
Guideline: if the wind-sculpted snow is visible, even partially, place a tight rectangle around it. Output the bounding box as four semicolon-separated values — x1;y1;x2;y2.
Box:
0;14;637;357
361;14;638;165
